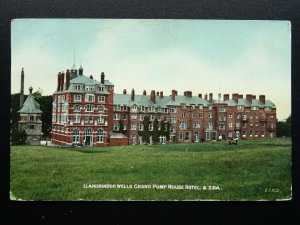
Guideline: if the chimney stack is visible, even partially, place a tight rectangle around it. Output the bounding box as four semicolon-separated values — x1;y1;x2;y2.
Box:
171;90;177;101
143;90;146;95
57;72;61;92
246;94;253;103
20;68;24;109
223;94;229;101
184;91;192;97
131;88;135;101
205;93;208;100
160;91;163;98
156;91;159;96
198;93;202;98
150;90;156;103
60;72;65;91
232;93;239;103
209;93;213;101
79;65;83;75
259;95;266;104
101;72;105;84
123;89;127;94
66;69;71;90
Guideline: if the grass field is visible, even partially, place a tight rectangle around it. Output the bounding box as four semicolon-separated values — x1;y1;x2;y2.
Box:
10;138;292;201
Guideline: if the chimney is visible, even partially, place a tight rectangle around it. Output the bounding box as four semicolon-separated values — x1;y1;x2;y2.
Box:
150;90;156;103
198;93;202;98
20;68;24;109
160;91;163;98
232;93;239;103
57;72;61;92
89;75;93;79
143;90;146;95
209;93;213;101
123;89;127;94
204;93;208;100
246;94;253;103
223;94;229;101
156;91;159;96
259;95;266;104
252;95;256;100
61;72;65;91
184;91;192;97
218;93;221;101
101;72;105;84
131;88;135;101
66;69;70;90
171;90;177;101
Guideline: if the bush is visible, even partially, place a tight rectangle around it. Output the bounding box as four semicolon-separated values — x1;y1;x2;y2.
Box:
11;129;27;145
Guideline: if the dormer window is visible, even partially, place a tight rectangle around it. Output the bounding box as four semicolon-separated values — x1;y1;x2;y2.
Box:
99;86;104;92
75;85;81;91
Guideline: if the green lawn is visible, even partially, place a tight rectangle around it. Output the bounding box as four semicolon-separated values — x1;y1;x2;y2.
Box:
10;138;292;201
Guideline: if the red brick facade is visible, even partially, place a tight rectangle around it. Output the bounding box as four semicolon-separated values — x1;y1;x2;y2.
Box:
51;67;277;147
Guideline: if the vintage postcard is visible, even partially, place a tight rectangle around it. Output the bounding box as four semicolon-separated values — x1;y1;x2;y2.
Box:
10;19;291;201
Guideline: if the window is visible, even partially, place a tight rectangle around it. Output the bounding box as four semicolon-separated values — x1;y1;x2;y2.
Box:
164;108;168;113
199;112;203;118
206;122;213;130
131;124;137;130
157;115;161;121
180;121;187;129
219;124;225;130
97;129;104;143
229;123;233;128
89;116;93;123
138;124;144;131
114;124;120;131
170;106;176;113
85;94;95;102
206;132;211;140
157;106;161;112
209;106;212;110
170;117;176;123
122;105;127;111
191;112;195;118
131;114;137;120
74;114;81;123
114;105;121;111
52;115;57;122
29;115;34;121
185;132;190;141
181;112;186;117
236;113;240;119
228;132;232;138
149;124;153;131
150;115;155;121
170;126;176;133
52;104;57;112
199;105;203;109
98;115;105;124
98;86;104;92
220;107;226;112
237;105;244;110
265;107;271;111
123;114;127;120
251;106;258;110
74;94;81;102
191;105;195;110
74;104;81;111
208;112;212;118
114;113;120;120
179;132;183;140
98;105;104;112
140;106;145;112
193;121;200;128
139;114;144;121
98;96;105;102
84;116;89;123
149;106;155;112
75;85;81;91
73;129;80;143
27;124;35;129
236;122;240;128
242;122;247;128
229;113;233;118
85;104;94;112
256;122;259;127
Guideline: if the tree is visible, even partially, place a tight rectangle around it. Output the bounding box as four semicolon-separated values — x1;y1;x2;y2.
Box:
140;116;150;143
152;118;159;143
276;115;291;137
34;95;53;138
11;129;27;145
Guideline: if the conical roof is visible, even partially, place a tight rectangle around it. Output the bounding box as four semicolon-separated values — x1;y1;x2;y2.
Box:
18;87;42;114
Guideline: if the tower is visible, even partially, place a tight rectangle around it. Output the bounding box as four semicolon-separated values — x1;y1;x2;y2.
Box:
20;68;24;109
18;87;43;145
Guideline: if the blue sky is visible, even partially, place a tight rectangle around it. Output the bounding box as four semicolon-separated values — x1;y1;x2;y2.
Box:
11;19;291;120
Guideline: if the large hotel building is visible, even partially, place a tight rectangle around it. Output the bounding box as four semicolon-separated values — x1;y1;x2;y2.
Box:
51;66;277;147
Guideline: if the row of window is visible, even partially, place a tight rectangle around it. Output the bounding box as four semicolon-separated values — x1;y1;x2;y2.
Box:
72;128;104;143
74;94;105;103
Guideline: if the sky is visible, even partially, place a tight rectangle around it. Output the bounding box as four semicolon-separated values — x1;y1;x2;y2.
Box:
11;19;291;120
